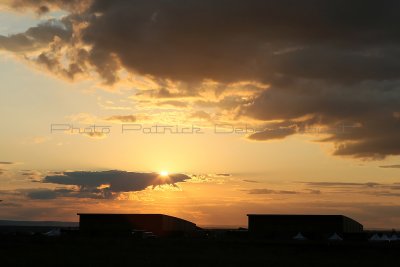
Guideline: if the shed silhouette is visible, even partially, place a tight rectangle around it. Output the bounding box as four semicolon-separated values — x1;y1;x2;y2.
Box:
247;214;363;238
78;213;197;237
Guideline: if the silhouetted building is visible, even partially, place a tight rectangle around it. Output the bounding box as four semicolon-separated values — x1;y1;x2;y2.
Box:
78;213;197;237
247;214;363;239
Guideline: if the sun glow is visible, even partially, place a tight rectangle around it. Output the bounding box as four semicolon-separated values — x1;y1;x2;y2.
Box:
159;170;169;177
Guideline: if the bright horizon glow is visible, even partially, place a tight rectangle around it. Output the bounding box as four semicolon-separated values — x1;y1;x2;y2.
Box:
2;2;400;230
159;171;169;177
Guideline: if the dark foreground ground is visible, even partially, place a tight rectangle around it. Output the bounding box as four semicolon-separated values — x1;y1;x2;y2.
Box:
1;236;399;267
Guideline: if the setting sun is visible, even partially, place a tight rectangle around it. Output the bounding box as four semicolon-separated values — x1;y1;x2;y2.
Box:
159;171;169;177
2;0;400;249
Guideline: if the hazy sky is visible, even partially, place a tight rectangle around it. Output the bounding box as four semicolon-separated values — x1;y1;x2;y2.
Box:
1;0;400;228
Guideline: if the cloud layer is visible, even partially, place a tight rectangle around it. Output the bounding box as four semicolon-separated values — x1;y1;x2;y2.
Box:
2;0;400;158
26;170;191;199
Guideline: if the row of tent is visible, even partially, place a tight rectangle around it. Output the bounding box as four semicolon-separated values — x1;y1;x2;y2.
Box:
369;233;399;242
293;232;400;242
293;232;343;241
43;229;400;242
43;228;61;237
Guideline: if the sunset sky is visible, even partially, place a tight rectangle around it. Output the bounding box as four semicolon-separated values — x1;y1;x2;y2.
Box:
1;0;400;229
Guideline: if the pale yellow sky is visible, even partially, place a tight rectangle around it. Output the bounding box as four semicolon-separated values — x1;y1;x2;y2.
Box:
1;3;400;229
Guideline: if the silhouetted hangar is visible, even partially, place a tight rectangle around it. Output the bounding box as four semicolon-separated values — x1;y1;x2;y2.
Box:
247;214;363;238
78;213;197;237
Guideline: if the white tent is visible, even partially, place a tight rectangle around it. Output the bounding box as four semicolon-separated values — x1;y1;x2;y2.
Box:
293;232;307;240
369;233;381;242
328;232;343;241
389;234;399;241
44;228;61;237
380;234;390;242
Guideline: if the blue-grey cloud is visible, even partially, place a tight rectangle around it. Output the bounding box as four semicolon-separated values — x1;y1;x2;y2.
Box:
24;189;68;200
21;188;101;200
0;19;72;52
37;170;190;199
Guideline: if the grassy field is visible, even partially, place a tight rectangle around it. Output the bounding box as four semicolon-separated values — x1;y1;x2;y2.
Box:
1;236;399;266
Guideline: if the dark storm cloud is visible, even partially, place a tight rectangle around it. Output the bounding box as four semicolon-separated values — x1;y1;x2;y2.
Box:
4;0;400;158
79;0;400;83
38;170;190;199
244;80;400;158
11;0;400;83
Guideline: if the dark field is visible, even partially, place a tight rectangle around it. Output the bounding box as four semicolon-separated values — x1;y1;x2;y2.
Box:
0;236;399;266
